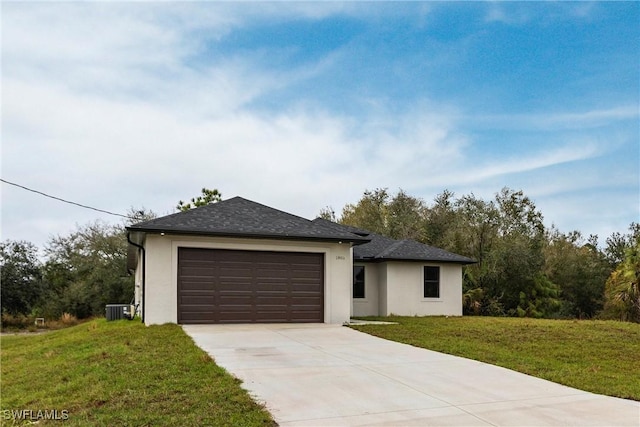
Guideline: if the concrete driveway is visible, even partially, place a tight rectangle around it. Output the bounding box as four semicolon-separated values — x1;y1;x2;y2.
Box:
184;324;640;426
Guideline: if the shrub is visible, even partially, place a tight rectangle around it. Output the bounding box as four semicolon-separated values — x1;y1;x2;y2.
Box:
1;312;83;331
1;313;34;330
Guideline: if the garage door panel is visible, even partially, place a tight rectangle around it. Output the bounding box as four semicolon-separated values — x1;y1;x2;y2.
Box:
180;281;214;291
291;286;322;294
218;280;254;289
180;295;215;305
217;286;252;294
288;312;322;322
219;268;252;279
256;270;289;279
292;263;321;270
254;283;289;291
256;261;289;268
181;250;215;262
292;273;322;282
293;302;323;309
180;270;216;279
216;294;253;308
255;296;289;305
290;292;321;299
181;312;216;322
291;263;322;270
178;248;323;324
218;315;252;323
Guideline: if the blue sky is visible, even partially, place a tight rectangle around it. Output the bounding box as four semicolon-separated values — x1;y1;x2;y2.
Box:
2;1;638;250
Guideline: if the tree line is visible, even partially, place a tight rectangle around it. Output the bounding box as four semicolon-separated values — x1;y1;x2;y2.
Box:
1;187;638;322
321;188;639;322
1;209;155;322
0;187;223;323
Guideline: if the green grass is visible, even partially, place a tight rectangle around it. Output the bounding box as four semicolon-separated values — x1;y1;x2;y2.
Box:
0;319;274;426
350;316;640;401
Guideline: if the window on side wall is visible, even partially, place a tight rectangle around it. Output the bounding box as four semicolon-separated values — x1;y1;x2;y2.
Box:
423;266;440;298
353;266;365;299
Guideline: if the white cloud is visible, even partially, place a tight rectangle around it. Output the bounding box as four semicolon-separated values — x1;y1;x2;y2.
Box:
463;106;639;131
1;1;465;230
484;3;532;25
484;2;600;26
466;142;602;182
1;2;637;250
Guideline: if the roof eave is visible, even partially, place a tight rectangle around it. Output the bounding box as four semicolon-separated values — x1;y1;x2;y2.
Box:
355;256;476;264
124;227;370;245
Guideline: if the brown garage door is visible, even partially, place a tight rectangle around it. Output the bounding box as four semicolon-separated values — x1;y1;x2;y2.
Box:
178;248;324;324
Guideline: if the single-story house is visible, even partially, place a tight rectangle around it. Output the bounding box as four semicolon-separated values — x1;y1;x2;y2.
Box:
312;218;475;318
126;197;474;325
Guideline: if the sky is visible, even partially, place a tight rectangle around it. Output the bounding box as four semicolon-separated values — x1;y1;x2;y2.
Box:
2;1;639;252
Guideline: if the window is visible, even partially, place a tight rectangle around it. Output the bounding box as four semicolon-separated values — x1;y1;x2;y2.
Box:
353;266;365;298
423;266;440;298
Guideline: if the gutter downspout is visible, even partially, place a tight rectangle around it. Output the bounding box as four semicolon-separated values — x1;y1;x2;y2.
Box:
127;232;146;324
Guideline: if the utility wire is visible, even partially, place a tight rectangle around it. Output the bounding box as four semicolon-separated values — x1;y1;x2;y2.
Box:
1;178;133;219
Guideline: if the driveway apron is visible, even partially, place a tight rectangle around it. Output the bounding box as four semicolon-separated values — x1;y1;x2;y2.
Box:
183;324;640;426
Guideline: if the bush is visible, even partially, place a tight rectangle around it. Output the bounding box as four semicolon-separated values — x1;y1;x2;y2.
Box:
1;313;34;330
1;312;82;331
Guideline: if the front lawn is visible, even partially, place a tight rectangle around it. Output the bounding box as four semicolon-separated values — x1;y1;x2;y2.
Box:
350;316;640;401
0;319;274;426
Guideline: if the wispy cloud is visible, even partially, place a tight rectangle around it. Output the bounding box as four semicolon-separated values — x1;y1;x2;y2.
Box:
484;2;599;25
463;106;639;131
484;3;533;25
467;142;602;182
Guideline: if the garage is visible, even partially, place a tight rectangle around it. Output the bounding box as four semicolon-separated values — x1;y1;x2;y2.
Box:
177;248;324;324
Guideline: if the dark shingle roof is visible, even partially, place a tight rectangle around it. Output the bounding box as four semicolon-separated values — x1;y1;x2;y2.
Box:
373;236;475;263
126;197;370;244
312;218;371;236
311;218;475;264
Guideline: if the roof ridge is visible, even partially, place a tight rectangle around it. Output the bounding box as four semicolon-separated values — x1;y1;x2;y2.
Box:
311;218;372;237
126;196;371;244
375;238;406;258
130;196;242;228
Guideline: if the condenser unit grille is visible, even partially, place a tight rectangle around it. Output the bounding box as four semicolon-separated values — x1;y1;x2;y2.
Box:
106;304;133;321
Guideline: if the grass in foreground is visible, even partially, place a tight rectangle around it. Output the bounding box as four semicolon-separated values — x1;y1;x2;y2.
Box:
0;319;274;426
350;316;640;401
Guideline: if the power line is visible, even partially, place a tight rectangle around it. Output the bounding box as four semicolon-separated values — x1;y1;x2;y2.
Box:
1;178;133;219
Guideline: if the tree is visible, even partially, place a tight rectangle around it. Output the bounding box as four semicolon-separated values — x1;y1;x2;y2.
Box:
513;274;560;318
386;190;426;240
176;188;222;211
42;221;133;318
604;223;640;268
451;193;499;273
543;229;610;318
317;206;337;222
437;188;557;317
338;188;427;239
492;188;553;315
602;236;640;322
126;206;157;225
423;190;457;250
495;187;545;238
0;240;43;315
324;186;631;320
341;188;390;234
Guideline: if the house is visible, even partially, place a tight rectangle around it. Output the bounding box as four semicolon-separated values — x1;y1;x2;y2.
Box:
312;218;475;317
126;197;474;325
